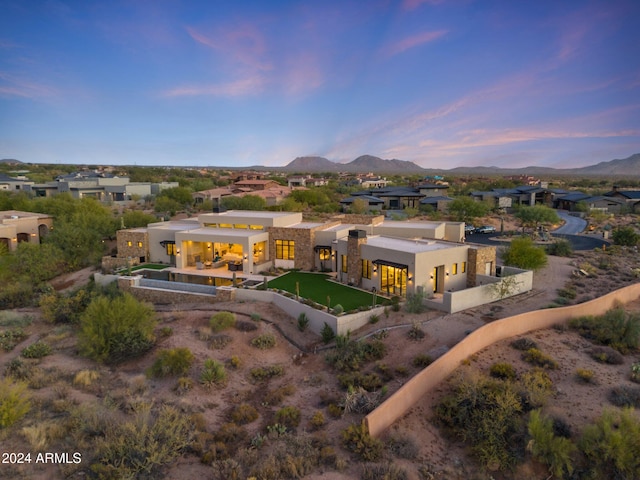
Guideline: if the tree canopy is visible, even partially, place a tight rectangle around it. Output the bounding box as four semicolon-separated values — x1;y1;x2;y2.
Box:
447;196;490;223
502;236;548;270
514;205;560;233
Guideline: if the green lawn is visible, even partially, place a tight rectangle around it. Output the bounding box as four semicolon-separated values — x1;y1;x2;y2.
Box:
131;263;169;271
267;272;383;311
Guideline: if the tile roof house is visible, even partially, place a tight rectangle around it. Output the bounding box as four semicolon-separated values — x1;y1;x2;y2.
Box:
0;210;53;252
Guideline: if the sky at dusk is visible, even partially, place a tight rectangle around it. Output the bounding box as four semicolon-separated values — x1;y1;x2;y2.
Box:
1;0;639;170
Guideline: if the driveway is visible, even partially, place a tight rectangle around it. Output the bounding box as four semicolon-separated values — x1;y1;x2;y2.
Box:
554;210;587;234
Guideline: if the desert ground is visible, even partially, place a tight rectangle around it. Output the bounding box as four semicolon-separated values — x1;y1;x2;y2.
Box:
1;244;639;479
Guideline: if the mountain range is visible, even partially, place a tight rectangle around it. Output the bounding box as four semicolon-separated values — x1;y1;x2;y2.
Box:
279;153;640;177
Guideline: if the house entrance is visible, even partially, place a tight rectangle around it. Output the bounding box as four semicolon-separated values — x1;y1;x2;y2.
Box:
433;265;445;293
379;264;407;297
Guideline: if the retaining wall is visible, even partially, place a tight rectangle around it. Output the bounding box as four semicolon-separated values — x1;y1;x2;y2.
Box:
364;282;640;438
117;276;234;304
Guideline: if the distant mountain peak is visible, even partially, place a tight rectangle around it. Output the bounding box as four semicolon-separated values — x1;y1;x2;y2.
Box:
282;154;425;173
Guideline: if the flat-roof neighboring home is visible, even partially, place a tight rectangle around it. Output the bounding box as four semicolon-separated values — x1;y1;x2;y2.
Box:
375;187;425;209
235;187;292;207
0;173;34;192
0;210;53;252
469;191;513;209
554;192;590;211
192;187;235;205
360;177;388;189
416;183;450;198
340;195;385;212
287;175;328;188
233;179;281;191
419;195;454;212
604;187;640;212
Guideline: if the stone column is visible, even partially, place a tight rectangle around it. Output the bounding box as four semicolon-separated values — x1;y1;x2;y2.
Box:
347;229;367;286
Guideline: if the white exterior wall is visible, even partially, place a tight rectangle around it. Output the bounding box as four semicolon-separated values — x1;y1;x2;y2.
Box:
125;183;152;198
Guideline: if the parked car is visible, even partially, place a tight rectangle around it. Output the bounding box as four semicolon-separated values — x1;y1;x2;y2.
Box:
464;224;475;234
475;225;497;234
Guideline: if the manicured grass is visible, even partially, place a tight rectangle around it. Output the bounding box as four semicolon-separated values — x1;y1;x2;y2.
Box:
131;264;169;271
267;272;383;311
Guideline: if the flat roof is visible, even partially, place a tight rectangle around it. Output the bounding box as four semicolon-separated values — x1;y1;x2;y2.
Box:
178;227;267;238
202;210;295;219
289;222;325;229
378;220;442;229
148;220;200;231
366;236;460;253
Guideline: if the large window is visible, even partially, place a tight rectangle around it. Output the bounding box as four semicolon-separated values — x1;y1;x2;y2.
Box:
318;247;331;261
275;239;295;260
341;255;347;273
165;241;177;256
362;259;372;279
380;264;407;296
452;263;458;275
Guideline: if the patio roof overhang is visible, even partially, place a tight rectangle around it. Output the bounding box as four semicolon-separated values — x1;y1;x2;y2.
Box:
372;259;408;269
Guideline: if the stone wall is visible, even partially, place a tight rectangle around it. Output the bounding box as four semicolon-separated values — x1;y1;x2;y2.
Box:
101;255;140;273
117;277;234;304
116;229;149;261
364;282;640;438
346;231;367;286
267;226;320;271
466;244;496;287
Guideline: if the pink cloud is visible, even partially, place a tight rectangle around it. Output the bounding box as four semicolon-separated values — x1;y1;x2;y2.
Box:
382;30;448;57
0;72;58;99
163;76;265;98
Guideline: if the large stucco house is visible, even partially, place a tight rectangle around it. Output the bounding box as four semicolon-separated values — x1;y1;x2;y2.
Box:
0;210;53;252
111;210;497;298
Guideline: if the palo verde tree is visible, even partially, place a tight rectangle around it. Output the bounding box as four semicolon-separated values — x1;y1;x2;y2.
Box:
502;236;548;270
447;196;490;223
78;292;157;364
514;205;560;235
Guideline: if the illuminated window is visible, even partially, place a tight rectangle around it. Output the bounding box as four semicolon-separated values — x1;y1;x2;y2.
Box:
165;242;177;256
219;223;232;228
362;259;372;279
341;255;348;273
250;225;264;230
204;223;218;228
234;224;248;229
127;241;132;247
137;241;143;248
275;240;295;260
461;262;466;273
452;263;458;275
318;247;331;261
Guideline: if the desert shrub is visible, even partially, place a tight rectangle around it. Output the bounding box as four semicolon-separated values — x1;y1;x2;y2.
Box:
22;420;66;450
235;320;257;332
341;386;386;414
361;463;408;480
522;348;558;369
435;372;525;471
390;296;401;312
410;354;432;369
490;362;516;380
0;378;31;428
338;372;383;391
575;368;595;384
510;337;538;351
579;407;640;480
228;355;242;369
209;334;232;349
342;423;383;461
250;312;261;322
174;377;193;395
547;239;573;257
321;322;335;344
148;348;195;378
200;359;227;387
297;313;309;331
74;369;100;388
274;405;301;428
589;346;624;365
250;365;284;382
90;404;194;478
159;326;173;338
569;307;640;354
40;287;94;325
375;362;394;382
395;365;409;376
78;293;156;364
251;333;276;349
612;226;640;246
332;304;344;315
21;341;52;359
388;435;419;460
631;362;640;383
407;322;425;340
263;384;295;405
4;358;33;381
520;368;554;409
230;403;259;425
527;409;576;479
327;403;343;418
405;289;426;314
210;311;236;332
309;410;325;429
0;328;28;352
608;386;640;408
325;334;386;372
369;314;380;324
556;287;577;299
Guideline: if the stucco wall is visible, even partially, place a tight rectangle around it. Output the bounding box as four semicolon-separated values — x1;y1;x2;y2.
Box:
364;282;640;438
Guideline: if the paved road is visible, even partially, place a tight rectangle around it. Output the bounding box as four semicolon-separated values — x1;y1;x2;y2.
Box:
554;210;587;235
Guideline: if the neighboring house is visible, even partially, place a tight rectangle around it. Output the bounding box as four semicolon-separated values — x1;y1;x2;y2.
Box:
233;179;280;191
360;177;388;189
0;210;53;252
192;187;235;205
419;195;454;212
287;175;328;188
555;191;628;213
604;187;640;212
340;195;385;212
110;210;488;297
469;191;513;209
417;183;450;198
0;173;34;192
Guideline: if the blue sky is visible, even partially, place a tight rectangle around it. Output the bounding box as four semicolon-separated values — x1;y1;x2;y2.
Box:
1;0;639;169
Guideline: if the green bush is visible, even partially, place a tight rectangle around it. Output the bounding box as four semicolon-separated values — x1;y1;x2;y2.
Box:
321;322;335;344
297;313;309;331
510;337;538;351
522;348;558;369
589;346;624;365
575;368;595;384
210;311;236;332
520;368;554;409
547;239;573;257
569;307;640;354
412;354;433;368
309;411;325;429
369;314;380;324
332;304;344;315
579;407;640;479
337;372;383;391
274;405;301;428
0;378;31;428
263;384;295;405
527;409;576;478
407;322;425;340
503;236;548;270
490;362;516;380
230;403;259;425
325;335;386;372
210;334;233;349
78;293;156;364
250;365;284;382
21;341;52;359
612;226;640;246
148;348;195;378
341;423;383;462
0;328;27;352
250;333;276;349
200;359;227;387
404;290;426;314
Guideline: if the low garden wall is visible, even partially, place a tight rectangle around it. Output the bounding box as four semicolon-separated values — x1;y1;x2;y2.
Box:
364;282;640;438
117;276;234;305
